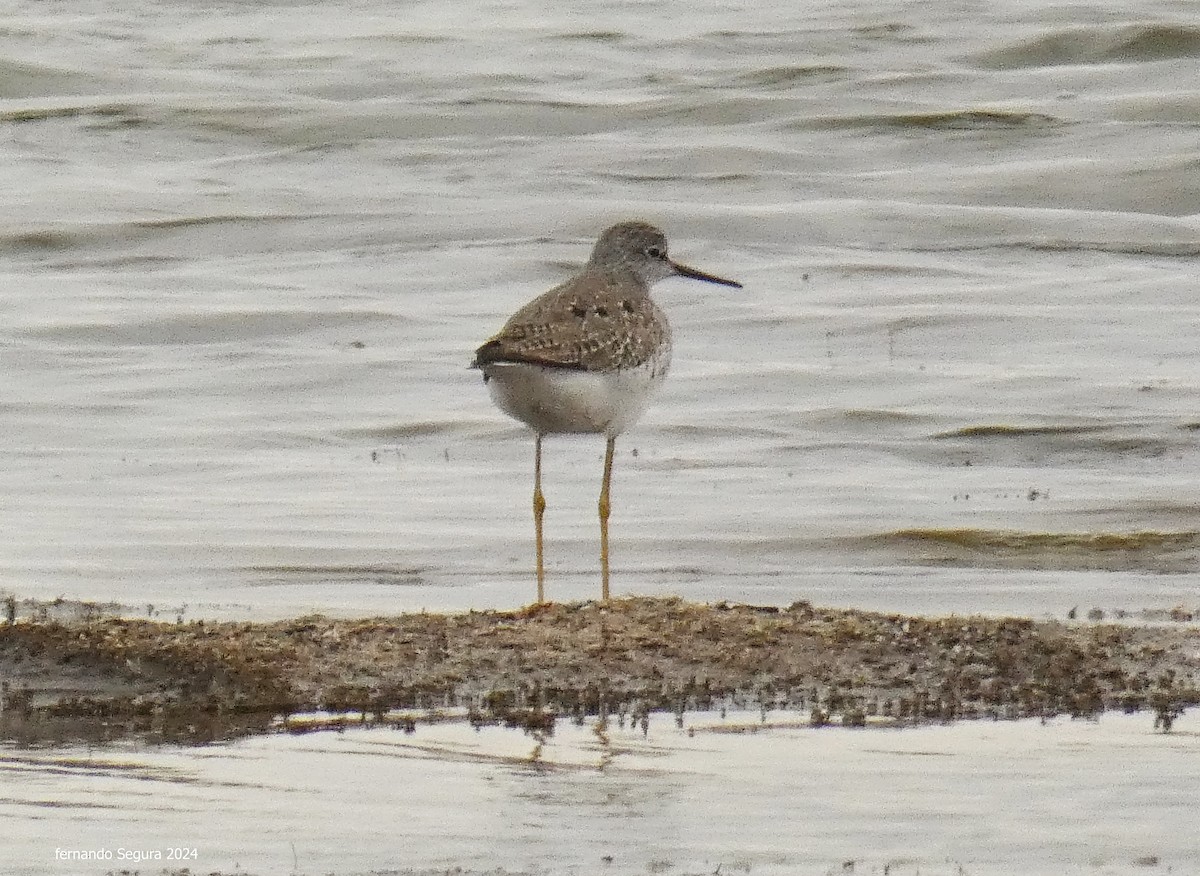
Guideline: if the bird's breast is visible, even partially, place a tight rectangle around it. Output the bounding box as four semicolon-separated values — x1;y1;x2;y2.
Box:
481;353;670;436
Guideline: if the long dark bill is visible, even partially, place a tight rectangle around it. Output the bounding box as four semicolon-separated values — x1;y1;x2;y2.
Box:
670;260;743;288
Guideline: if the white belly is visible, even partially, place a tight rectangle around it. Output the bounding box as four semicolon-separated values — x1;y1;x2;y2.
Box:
482;357;670;436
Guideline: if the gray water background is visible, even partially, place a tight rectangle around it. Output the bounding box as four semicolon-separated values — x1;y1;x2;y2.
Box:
3;0;1199;618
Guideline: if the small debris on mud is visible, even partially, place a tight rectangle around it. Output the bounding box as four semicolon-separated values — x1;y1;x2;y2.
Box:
2;596;1197;745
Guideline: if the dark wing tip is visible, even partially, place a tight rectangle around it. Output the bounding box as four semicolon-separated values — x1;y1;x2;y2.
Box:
472;340;587;371
472;338;504;369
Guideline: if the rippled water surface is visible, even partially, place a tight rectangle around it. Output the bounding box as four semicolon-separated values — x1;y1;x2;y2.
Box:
6;712;1200;876
3;1;1200;871
4;0;1200;620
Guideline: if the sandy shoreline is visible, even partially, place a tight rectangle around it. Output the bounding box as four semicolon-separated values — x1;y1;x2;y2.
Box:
2;596;1197;745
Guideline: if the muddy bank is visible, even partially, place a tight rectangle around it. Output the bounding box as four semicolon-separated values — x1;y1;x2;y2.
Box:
1;597;1197;745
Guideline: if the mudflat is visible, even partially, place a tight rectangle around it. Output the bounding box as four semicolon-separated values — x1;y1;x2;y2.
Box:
2;597;1196;745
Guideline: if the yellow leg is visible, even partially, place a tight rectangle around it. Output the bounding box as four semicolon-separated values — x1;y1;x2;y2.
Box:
533;434;546;604
598;436;615;602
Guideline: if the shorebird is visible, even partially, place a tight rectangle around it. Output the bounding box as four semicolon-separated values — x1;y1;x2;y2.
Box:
472;221;742;603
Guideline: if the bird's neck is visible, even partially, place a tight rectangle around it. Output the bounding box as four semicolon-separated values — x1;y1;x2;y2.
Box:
589;263;651;295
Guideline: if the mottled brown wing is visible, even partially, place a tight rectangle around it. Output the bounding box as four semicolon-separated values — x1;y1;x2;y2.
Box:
473;272;668;372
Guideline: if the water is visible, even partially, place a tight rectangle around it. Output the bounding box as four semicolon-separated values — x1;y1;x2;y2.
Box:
6;712;1199;876
3;3;1200;871
7;1;1199;620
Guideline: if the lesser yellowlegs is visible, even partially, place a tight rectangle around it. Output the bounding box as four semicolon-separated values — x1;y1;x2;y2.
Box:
472;221;742;603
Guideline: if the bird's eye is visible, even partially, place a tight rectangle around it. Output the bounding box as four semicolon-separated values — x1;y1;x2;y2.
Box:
646;245;665;259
